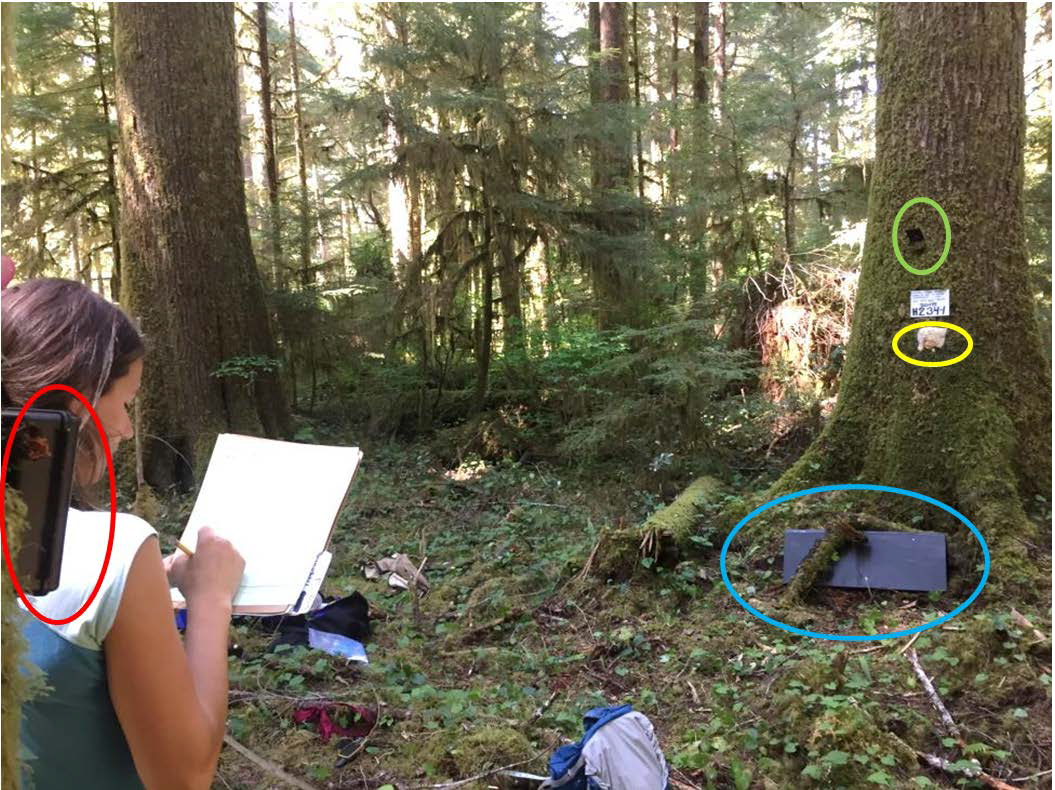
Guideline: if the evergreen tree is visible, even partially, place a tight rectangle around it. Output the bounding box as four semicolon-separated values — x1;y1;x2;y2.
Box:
774;2;1049;585
114;2;291;489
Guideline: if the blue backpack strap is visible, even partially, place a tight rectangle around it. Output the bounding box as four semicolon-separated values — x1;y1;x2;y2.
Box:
580;704;634;745
543;743;587;789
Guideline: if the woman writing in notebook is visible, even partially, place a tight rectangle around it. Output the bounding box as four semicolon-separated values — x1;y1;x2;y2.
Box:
2;273;245;789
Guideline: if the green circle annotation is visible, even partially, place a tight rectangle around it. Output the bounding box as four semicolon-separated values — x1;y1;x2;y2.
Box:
892;196;951;276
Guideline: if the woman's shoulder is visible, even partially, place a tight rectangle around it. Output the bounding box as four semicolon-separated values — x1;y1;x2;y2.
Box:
22;508;159;650
65;507;157;545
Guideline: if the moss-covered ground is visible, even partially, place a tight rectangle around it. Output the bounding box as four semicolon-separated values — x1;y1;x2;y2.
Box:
136;429;1052;790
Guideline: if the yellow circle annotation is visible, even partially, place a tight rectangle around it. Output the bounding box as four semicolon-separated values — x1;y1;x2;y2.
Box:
891;321;974;368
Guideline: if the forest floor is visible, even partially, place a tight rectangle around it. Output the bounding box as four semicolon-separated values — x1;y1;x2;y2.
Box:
144;422;1052;790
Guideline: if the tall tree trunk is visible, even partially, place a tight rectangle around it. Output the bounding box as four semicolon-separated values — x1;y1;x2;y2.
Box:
591;2;638;330
256;1;282;287
781;108;800;255
473;204;495;411
588;3;601;192
287;2;311;285
29;79;46;273
774;2;1049;586
496;219;523;353
114;3;291;490
71;216;89;286
631;3;645;200
688;1;711;316
669;6;680;203
714;2;727;122
1;4;14;182
89;5;122;302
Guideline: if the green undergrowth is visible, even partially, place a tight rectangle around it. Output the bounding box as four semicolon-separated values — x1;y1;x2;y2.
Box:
141;433;1050;789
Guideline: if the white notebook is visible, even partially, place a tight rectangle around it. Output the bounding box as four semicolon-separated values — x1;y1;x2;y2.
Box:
169;433;362;615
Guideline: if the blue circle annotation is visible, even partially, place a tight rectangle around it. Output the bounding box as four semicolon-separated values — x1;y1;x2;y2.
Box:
719;483;990;642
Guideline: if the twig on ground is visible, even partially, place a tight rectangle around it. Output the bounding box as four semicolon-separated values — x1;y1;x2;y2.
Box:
1012;769;1052;783
915;750;1019;790
760;643;806;695
335;692;382;769
897;631;921;656
461;606;528;642
575;537;602;582
906;648;961;739
853;644;884;654
529;690;559;724
406;748;548;789
904;651;1021;789
1010;608;1048;644
411;540;429;629
223;733;318;790
670;769;703;790
229;689;365;705
687;679;700;705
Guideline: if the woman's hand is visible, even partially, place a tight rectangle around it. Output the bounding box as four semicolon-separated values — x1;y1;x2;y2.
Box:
164;526;245;606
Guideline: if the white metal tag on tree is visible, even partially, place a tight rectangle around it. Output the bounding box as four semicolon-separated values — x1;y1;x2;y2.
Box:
909;289;950;318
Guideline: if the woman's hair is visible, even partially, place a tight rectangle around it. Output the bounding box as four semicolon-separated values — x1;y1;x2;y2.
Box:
1;278;145;487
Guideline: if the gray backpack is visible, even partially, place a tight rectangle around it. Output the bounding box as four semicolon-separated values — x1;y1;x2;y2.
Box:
541;704;669;790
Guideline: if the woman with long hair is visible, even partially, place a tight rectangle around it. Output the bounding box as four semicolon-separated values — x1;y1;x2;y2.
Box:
3;275;244;789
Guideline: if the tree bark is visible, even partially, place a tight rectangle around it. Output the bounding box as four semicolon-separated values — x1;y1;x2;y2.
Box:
287;2;311;285
631;3;645;200
688;1;711;316
473;204;495;411
114;2;291;490
590;2;638;329
714;2;727;121
256;1;282;287
89;5;122;302
669;6;680;198
588;3;601;194
774;3;1049;586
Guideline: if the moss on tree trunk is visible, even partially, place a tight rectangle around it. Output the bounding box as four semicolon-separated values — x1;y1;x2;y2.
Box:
771;3;1049;591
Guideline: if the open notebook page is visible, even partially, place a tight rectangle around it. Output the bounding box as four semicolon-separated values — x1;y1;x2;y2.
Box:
170;434;362;614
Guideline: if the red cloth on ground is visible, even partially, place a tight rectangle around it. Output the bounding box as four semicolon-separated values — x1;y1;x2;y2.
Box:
292;704;375;743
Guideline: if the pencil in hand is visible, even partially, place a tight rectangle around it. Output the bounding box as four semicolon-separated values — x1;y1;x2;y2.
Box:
176;540;195;557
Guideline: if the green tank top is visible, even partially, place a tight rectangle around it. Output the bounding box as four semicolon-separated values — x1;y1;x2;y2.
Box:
19;508;156;789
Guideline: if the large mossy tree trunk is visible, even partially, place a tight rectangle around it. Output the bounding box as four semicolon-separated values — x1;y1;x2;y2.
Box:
114;3;291;490
775;3;1050;586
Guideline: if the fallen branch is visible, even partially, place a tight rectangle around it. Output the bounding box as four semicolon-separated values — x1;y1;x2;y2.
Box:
1011;769;1052;783
460;606;528;642
781;518;866;605
223;733;318;790
406;748;548;789
897;631;921;656
670;770;703;790
916;750;1019;790
574;537;602;583
906;648;960;739
529;690;559;724
904;651;1019;790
